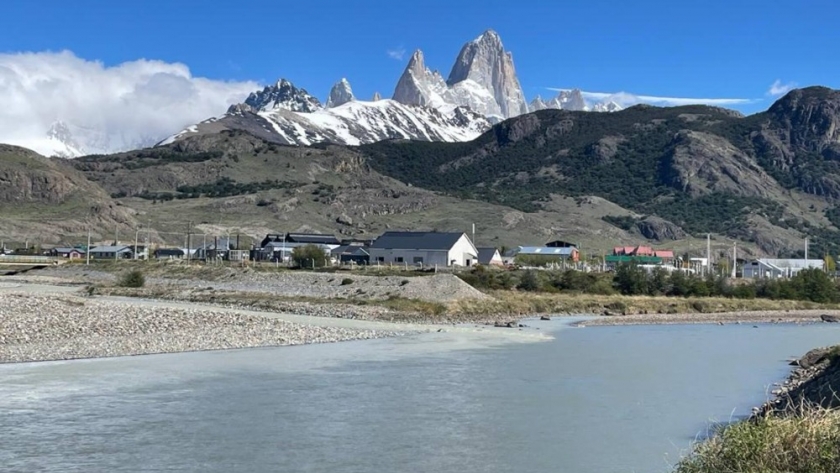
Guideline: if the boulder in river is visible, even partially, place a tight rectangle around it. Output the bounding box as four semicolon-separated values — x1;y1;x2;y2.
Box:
820;314;840;323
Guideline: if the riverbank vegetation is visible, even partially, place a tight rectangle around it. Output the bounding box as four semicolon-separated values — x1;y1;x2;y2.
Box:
676;403;840;473
457;265;840;304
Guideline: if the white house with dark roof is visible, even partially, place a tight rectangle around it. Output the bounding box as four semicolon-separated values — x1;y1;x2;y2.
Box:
369;231;478;267
742;258;825;278
476;247;504;266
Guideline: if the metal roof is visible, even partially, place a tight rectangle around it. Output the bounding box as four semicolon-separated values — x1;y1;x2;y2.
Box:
89;246;131;253
371;231;466;251
749;259;825;270
513;246;577;256
286;233;340;245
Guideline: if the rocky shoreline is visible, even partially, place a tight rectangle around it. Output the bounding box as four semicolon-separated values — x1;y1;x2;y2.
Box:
0;291;406;364
754;345;840;417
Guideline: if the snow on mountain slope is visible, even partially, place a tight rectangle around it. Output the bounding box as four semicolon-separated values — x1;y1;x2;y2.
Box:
162;93;491;147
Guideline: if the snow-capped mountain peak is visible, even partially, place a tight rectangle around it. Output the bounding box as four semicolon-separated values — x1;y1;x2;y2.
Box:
326;78;355;108
243;78;322;113
392;49;455;110
163;77;490;148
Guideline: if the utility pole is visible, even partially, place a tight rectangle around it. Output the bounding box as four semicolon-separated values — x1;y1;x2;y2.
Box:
805;237;809;262
86;227;91;266
471;223;475;247
731;242;737;278
706;234;711;276
187;221;192;262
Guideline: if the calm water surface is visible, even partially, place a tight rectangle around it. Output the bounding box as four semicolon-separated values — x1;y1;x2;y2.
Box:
3;321;840;473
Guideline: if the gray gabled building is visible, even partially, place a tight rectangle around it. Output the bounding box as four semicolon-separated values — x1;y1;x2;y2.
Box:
369;231;478;267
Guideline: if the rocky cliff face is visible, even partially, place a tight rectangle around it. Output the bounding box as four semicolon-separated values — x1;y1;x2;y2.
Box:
326;78;356;108
446;30;528;119
0;144;137;242
392;50;455;109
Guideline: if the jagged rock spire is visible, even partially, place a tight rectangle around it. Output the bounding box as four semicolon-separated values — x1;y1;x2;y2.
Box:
326;78;355;108
446;29;529;118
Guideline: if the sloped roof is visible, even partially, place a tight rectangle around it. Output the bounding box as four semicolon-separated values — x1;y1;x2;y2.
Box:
753;259;825;270
371;232;466;250
89;246;131;253
477;247;500;264
513;246;577;256
286;233;340;245
52;247;81;253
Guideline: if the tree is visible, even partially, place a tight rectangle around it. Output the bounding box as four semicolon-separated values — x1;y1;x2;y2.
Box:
825;255;836;273
291;244;329;269
613;263;648;295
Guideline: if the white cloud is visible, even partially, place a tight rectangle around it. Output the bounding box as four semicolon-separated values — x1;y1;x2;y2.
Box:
0;50;259;156
767;79;796;96
546;88;755;107
386;47;406;61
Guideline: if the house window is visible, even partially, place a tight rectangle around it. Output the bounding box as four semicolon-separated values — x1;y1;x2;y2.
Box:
376;257;385;263
413;257;424;264
395;257;404;263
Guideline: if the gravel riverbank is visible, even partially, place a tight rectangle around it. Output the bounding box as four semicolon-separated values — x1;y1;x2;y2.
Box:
571;309;840;327
27;266;488;302
0;291;405;364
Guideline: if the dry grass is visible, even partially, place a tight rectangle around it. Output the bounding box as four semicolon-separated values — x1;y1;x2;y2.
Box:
677;403;840;473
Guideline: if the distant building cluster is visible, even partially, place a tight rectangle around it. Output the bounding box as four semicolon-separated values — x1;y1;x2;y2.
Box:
2;231;829;279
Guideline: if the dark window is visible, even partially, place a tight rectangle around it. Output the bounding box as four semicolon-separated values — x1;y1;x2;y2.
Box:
395;257;404;263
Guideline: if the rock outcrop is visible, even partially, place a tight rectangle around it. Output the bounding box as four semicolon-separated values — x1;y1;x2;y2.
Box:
634;216;687;241
326;78;356;108
244;79;323;113
392;50;455;109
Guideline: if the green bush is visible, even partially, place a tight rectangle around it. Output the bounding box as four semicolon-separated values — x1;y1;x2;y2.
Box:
517;270;540;292
291;245;329;269
119;270;145;288
340;278;354;285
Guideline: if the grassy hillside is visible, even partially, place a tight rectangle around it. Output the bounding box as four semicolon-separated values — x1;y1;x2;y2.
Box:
0;144;137;245
360;89;840;256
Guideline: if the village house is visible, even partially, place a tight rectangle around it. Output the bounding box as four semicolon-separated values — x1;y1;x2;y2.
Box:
49;247;86;259
502;246;580;265
88;246;133;260
196;238;235;260
258;232;341;261
476;247;504;266
742;258;825;278
154;248;186;259
331;245;370;265
368;231;478;267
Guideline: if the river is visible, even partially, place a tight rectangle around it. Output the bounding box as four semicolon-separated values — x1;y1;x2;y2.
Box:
2;319;840;473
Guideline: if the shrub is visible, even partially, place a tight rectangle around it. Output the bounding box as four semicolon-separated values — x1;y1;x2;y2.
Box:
291;244;329;268
119;270;145;288
400;279;410;286
341;278;354;286
517;270;540;292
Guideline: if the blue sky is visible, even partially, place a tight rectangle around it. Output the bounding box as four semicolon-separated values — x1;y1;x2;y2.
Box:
1;0;837;114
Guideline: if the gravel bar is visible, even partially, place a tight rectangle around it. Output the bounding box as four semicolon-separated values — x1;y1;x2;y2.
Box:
0;292;405;364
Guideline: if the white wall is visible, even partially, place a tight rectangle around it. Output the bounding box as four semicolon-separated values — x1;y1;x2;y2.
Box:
447;234;478;266
368;234;478;267
369;249;449;267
